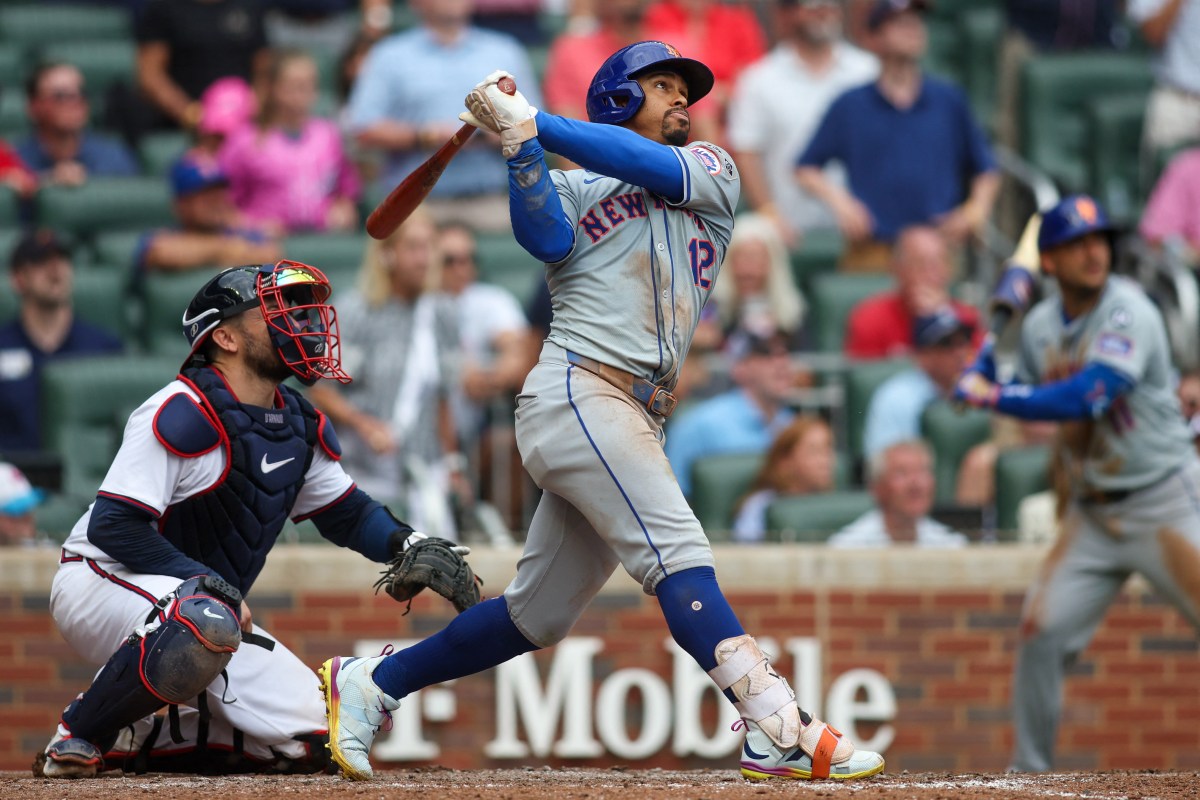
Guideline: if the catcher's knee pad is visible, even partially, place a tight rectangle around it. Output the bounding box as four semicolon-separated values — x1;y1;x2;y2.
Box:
62;575;243;748
708;634;802;749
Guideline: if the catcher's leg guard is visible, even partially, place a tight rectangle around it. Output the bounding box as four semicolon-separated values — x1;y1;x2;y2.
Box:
60;575;242;753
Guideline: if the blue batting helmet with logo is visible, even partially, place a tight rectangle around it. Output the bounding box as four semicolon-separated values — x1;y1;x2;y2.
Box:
585;41;714;125
1037;194;1116;252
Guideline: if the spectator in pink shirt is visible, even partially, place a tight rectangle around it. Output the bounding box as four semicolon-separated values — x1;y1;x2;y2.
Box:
220;49;361;234
1139;147;1200;262
543;0;648;123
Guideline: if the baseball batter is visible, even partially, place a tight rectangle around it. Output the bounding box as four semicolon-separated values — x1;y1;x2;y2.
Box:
319;41;884;783
33;261;475;778
955;195;1200;772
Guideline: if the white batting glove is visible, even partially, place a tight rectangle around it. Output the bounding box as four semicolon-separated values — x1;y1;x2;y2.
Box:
460;70;537;158
402;530;471;557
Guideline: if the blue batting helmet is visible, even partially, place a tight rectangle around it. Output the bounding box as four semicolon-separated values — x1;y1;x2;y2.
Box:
585;41;714;125
1037;194;1116;252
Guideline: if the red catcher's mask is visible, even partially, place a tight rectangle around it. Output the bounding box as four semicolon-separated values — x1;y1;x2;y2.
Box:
258;260;351;386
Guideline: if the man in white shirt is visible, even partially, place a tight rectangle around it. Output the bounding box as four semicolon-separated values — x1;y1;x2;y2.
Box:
829;438;967;547
726;0;878;241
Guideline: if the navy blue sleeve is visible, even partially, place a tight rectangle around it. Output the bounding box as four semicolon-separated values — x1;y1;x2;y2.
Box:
534;112;685;202
88;496;215;580
797;97;845;168
994;362;1134;421
508;140;575;263
307;487;413;563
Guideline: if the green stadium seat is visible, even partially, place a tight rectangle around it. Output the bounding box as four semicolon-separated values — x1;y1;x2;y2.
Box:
1020;53;1154;191
0;90;27;139
35;492;89;541
138;130;190;177
72;267;129;340
922;17;962;84
92;229;145;272
0;186;19;227
994;444;1051;533
689;452;764;541
789;228;844;290
764;490;875;543
476;232;542;307
0;5;132;49
843;358;912;463
1086;93;1148;225
920;400;993;506
807;273;893;352
141;270;216;357
40;354;179;498
283;232;368;290
0;42;23;87
38;177;175;240
958;7;1005;130
40;39;136;100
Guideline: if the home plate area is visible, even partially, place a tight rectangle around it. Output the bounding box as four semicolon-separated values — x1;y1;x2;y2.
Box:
6;768;1199;799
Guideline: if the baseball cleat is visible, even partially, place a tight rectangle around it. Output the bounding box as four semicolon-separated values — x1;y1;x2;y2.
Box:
736;718;885;781
318;655;400;781
37;736;103;779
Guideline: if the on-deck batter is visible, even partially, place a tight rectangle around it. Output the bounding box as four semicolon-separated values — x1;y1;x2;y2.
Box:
33;261;473;778
955;194;1200;771
318;41;885;783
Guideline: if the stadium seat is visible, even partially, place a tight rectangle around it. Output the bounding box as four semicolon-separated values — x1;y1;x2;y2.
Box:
40;354;179;499
0;5;132;50
35;492;89;541
283;232;368;290
138;130;190;177
807;273;893;352
40;40;136;101
92;229;146;272
38;177;175;240
1087;93;1149;225
764;490;875;543
141;270;218;357
842;358;912;464
476;232;543;308
0;186;18;227
72;267;130;341
789;228;844;290
689;452;764;541
994;444;1051;533
920;400;993;506
0;42;22;88
958;7;1005;130
0;90;26;139
1020;53;1154;191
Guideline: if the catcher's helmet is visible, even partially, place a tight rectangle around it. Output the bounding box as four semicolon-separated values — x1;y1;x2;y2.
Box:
585;40;714;125
181;261;350;385
1038;194;1115;252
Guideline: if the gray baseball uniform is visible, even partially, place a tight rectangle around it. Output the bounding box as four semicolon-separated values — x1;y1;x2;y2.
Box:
505;141;740;647
1010;276;1200;771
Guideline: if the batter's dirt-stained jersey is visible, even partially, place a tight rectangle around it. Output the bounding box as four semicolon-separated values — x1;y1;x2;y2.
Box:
1017;276;1193;491
546;141;739;387
60;380;355;564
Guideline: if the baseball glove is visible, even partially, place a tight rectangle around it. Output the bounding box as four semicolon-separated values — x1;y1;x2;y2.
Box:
374;536;482;615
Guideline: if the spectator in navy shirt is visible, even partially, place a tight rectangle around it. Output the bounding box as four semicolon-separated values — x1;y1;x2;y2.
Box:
16;63;140;187
796;0;999;270
0;231;124;454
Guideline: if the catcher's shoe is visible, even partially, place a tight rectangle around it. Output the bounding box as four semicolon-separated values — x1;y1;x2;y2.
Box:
736;718;885;781
37;736;103;779
318;654;400;781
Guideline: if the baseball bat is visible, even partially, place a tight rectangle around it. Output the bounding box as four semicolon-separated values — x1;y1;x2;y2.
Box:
985;213;1044;338
365;76;517;240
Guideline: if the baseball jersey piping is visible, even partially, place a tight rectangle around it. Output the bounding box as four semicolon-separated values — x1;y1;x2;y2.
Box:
648;226;665;378
660;203;679;384
565;364;667;575
83;557;163;611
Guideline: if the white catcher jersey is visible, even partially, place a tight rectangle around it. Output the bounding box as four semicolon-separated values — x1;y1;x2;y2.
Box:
546;141;739;387
1017;276;1193;492
61;380;355;563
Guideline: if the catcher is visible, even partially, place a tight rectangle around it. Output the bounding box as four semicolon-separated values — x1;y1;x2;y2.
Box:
33;261;480;779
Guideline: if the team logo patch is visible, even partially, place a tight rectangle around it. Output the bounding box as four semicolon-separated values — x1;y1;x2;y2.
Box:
1075;196;1099;224
1097;332;1132;356
1108;306;1131;329
688;145;722;176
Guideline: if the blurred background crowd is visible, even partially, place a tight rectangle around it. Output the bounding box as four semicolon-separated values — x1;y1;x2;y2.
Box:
1;0;1199;550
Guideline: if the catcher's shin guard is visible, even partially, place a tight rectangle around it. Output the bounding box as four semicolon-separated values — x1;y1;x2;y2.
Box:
62;576;242;751
708;634;802;749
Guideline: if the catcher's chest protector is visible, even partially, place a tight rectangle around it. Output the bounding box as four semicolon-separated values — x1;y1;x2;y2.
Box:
159;367;319;593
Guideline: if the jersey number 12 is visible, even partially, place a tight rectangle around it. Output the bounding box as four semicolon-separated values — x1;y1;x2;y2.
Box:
689;239;714;289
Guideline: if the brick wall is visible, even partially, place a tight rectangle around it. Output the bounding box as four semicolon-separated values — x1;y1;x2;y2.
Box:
3;546;1198;773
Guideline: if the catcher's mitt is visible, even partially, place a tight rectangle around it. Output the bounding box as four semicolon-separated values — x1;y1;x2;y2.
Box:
374;536;482;614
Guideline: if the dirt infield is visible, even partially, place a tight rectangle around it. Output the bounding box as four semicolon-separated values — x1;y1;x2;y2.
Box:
3;768;1198;799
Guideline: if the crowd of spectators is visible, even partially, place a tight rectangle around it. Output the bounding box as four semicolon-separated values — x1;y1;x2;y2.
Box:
1;0;1199;547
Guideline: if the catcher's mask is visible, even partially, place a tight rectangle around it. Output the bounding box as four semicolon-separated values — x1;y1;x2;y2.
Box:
181;260;351;386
